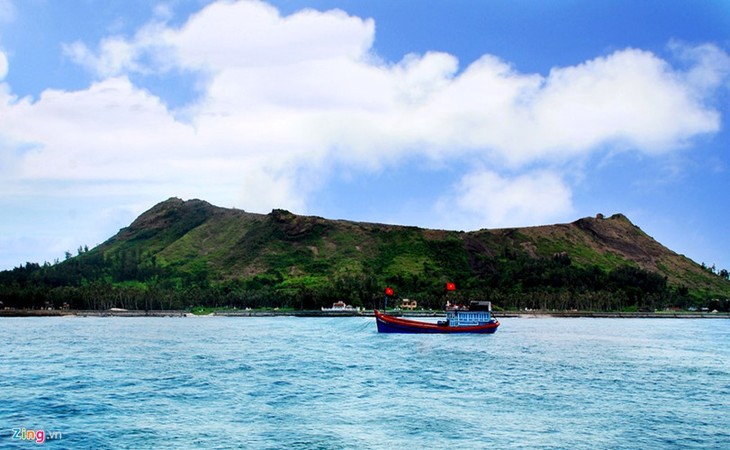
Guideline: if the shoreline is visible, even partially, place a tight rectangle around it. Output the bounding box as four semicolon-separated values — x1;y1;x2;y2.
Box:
0;309;728;319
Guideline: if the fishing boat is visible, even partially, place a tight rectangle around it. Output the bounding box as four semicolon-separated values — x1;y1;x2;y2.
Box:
375;301;500;334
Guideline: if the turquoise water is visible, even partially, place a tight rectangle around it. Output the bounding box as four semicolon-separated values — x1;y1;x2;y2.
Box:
1;316;729;449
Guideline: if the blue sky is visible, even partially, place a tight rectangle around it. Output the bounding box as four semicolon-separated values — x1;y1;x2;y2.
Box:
1;0;729;273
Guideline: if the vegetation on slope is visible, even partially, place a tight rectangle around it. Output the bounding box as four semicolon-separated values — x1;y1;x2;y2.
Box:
1;198;729;312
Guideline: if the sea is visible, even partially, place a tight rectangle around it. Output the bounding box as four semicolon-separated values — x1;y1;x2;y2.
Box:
1;316;728;449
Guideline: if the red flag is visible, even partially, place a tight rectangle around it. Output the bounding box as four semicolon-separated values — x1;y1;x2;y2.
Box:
446;282;456;291
385;287;394;296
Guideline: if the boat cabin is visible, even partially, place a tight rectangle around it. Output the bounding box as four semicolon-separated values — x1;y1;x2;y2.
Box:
445;301;495;327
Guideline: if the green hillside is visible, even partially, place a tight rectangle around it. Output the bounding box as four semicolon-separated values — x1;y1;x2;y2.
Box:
2;198;729;312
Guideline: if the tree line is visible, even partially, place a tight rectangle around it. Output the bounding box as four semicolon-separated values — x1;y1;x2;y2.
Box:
2;247;727;312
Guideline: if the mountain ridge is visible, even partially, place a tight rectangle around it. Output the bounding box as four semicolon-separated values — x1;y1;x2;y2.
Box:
2;197;728;311
104;197;726;295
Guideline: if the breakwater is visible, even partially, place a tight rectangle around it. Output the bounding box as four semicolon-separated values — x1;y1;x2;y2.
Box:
495;311;730;319
1;309;728;318
0;309;186;317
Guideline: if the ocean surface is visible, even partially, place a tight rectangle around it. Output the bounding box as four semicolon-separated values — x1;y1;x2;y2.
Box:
1;316;728;449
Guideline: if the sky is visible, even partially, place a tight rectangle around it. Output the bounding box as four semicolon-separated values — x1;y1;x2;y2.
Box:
1;0;729;272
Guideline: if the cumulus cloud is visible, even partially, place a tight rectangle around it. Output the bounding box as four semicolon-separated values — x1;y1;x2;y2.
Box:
1;0;728;229
670;41;730;95
436;169;574;230
161;1;375;71
525;49;722;158
63;38;141;78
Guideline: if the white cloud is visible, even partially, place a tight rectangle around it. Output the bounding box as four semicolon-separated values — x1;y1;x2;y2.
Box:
525;49;721;158
5;77;190;180
393;52;458;106
669;41;730;95
436;169;574;230
63;38;141;78
2;0;728;232
161;1;375;71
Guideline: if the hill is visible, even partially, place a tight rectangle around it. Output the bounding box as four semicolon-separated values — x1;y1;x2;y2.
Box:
2;198;729;311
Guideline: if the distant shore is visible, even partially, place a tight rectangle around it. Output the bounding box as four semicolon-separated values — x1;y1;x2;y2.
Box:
1;309;728;319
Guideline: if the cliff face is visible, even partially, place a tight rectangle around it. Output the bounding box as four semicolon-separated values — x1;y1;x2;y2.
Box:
95;198;730;297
